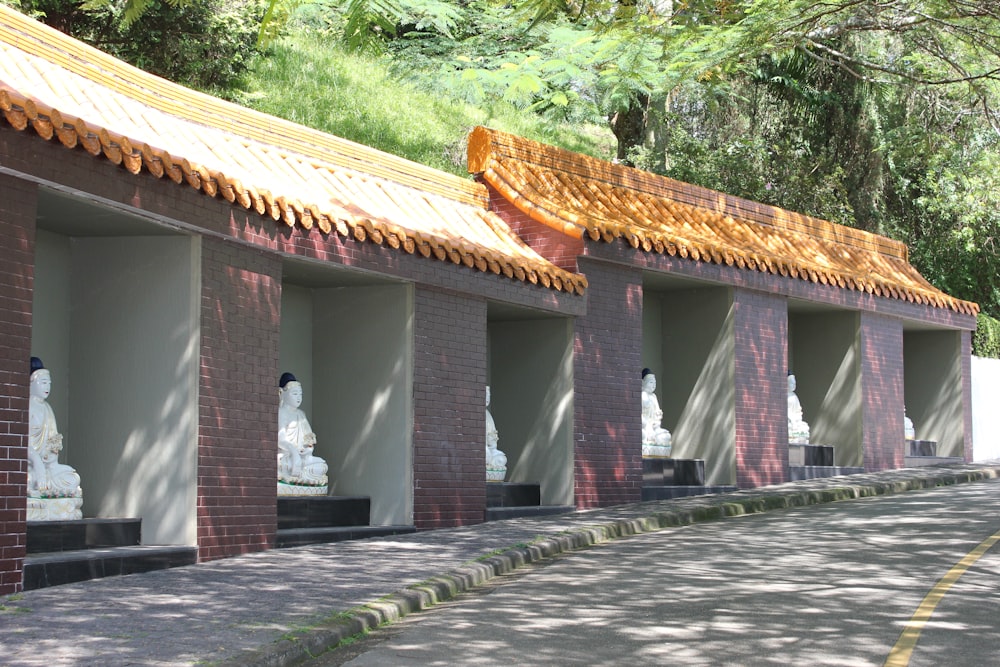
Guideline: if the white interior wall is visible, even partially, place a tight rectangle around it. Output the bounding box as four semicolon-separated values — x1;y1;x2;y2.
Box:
311;285;413;526
904;331;964;457
278;284;314;415
641;295;663;388
644;287;736;486
67;236;199;545
31;230;72;435
789;312;862;466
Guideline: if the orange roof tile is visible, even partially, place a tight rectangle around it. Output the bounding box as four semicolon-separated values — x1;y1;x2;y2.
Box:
468;126;976;314
0;7;586;295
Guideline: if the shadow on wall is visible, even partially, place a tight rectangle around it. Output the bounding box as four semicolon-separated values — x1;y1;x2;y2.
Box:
674;314;734;487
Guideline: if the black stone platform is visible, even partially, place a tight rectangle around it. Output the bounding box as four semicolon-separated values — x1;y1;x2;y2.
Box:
275;496;415;548
27;517;140;553
903;455;964;467
486;482;540;508
643;458;706;486
278;496;371;529
484;482;574;521
485;505;576;521
25;546;197;590
641;485;738;501
24;518;195;590
788;444;835;466
907;440;938;457
789;465;865;481
276;525;416;548
641;458;733;500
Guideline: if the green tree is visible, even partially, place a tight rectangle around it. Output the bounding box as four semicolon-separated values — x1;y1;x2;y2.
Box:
12;0;265;90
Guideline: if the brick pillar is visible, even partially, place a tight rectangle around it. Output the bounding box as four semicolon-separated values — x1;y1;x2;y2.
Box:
733;288;787;488
961;330;974;462
0;175;36;594
197;238;281;561
860;313;905;471
412;286;487;529
573;258;643;508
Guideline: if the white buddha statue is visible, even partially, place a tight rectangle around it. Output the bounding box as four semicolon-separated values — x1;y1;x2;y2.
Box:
485;386;507;481
277;372;328;496
904;407;916;440
641;369;672;457
27;357;83;520
787;373;811;444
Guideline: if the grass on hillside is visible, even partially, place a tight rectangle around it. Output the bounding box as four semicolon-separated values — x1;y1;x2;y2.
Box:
235;32;614;178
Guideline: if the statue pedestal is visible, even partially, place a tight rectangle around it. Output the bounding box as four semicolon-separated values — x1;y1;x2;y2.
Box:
642;444;672;458
486;468;506;482
277;481;328;496
27;496;83;521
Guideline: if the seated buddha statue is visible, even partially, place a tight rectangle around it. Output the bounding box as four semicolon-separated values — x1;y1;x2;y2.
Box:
485;386;507;481
27;357;83;520
787;373;811;445
641;368;672;457
277;372;329;495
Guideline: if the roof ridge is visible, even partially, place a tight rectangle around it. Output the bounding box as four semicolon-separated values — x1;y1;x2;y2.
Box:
0;5;486;207
468;125;907;261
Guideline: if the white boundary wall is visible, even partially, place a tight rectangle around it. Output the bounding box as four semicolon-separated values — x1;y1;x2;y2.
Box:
972;355;1000;461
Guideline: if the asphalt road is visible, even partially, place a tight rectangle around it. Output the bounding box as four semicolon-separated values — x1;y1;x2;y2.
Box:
313;478;1000;666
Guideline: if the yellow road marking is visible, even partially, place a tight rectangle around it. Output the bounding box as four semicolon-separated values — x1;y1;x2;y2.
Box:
884;529;1000;666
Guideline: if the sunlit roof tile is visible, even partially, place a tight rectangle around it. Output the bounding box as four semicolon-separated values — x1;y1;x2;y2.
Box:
467;126;976;314
0;6;586;295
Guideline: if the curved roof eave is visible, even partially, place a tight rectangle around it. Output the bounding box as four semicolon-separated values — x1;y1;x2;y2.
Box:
468;126;976;315
0;7;587;295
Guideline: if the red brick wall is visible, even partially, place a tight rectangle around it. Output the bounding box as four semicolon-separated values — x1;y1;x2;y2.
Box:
0;174;36;594
733;288;788;488
411;286;488;528
860;313;905;471
197;238;281;561
572;258;643;507
479;180;585;273
961;330;973;462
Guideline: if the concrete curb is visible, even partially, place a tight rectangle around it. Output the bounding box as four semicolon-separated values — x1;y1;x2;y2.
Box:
219;464;1000;667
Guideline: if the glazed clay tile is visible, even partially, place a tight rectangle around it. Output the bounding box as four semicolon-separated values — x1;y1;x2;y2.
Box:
468;125;977;313
0;6;583;294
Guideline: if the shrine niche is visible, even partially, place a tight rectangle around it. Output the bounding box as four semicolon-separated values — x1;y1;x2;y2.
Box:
278;277;414;528
904;330;968;460
31;217;199;547
641;284;736;488
486;311;575;518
